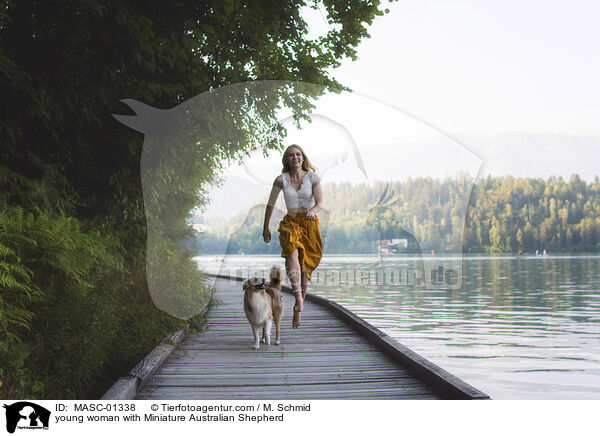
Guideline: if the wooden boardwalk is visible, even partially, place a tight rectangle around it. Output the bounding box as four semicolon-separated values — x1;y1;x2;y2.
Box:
135;277;487;400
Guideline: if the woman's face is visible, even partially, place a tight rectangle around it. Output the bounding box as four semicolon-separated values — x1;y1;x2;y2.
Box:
286;147;304;169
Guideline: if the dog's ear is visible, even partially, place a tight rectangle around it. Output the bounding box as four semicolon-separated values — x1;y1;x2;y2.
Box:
242;279;248;291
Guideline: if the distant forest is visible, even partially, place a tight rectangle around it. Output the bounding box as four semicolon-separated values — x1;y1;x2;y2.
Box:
192;174;600;254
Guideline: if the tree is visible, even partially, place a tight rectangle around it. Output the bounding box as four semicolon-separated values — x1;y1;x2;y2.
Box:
0;0;389;398
1;0;387;249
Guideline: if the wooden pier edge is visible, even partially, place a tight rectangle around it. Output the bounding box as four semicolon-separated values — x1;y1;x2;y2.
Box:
211;273;490;400
101;327;190;399
102;282;223;399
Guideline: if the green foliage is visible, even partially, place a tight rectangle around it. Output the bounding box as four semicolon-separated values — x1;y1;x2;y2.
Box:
1;0;385;398
1;1;387;248
0;165;202;399
198;175;600;254
0;194;198;398
465;175;600;253
0;198;117;397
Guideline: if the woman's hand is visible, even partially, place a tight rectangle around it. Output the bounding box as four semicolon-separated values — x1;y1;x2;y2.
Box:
305;209;317;221
263;227;271;243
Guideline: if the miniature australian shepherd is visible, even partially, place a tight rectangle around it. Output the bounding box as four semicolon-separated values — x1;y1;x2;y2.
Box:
242;266;284;349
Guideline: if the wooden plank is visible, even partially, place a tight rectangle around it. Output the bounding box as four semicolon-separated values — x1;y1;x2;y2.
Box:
167;347;395;355
156;368;410;376
182;336;370;344
146;375;425;388
134;275;486;400
165;355;402;364
173;346;380;353
136;388;439;400
140;381;435;394
157;365;404;373
159;358;391;366
137;384;438;400
210;275;487;400
303;293;491;400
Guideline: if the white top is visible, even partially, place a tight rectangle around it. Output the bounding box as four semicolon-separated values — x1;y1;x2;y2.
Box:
281;171;320;212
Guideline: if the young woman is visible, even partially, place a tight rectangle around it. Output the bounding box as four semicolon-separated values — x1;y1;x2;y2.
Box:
263;145;324;329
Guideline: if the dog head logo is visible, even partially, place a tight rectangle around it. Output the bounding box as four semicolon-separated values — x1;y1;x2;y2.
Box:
111;81;339;319
3;402;50;434
113;80;482;319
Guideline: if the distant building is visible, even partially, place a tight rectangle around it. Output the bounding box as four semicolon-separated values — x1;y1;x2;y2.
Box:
378;238;408;254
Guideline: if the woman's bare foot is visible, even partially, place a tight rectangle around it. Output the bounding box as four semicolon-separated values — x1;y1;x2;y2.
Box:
292;309;301;329
293;293;303;329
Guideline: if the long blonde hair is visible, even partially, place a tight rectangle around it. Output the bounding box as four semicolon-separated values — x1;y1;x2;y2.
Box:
281;144;317;173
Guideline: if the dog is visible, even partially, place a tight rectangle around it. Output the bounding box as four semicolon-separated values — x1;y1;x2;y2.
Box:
242;265;283;349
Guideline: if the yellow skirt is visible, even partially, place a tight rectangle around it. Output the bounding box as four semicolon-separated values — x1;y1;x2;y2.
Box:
278;214;322;280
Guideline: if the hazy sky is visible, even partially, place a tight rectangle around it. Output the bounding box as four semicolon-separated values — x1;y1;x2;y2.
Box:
331;0;600;135
202;1;600;217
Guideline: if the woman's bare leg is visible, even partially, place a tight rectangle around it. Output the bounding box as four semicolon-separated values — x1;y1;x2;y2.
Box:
301;271;309;300
285;249;301;292
285;249;303;329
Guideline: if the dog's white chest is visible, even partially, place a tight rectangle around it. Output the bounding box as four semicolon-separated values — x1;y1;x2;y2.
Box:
245;292;271;324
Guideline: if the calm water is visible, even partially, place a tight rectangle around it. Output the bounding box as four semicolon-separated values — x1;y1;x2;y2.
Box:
195;254;600;399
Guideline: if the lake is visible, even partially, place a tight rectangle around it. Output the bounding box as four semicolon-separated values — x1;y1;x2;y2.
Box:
194;253;600;399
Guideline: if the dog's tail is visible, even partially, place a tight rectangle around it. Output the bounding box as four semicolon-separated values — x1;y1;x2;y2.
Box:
269;265;283;286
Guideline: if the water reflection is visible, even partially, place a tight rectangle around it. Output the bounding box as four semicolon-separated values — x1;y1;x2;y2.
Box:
196;253;600;399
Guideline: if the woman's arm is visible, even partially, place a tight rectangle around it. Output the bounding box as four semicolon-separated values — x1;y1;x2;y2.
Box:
263;176;283;242
306;180;323;220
